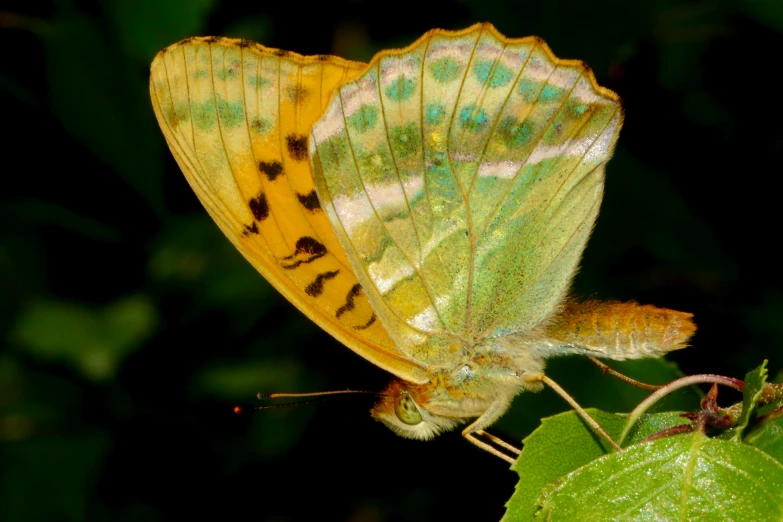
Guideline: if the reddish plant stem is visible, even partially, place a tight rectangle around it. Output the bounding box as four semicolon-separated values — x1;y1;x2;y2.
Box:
638;423;694;444
618;374;743;445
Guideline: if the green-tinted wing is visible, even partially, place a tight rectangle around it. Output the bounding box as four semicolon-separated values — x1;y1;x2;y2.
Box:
310;23;622;364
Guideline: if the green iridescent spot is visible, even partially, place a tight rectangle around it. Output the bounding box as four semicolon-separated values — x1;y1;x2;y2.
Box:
498;116;536;149
473;60;514;88
385;76;416;101
319;134;351;170
429;57;463;83
425;157;461;209
539;83;566;102
247;76;270;88
517;78;541;101
358;147;395;185
348;104;379;133
391;123;421;158
570;101;588;115
216;97;244;128
459;104;488;132
425;103;446;125
192;100;217;130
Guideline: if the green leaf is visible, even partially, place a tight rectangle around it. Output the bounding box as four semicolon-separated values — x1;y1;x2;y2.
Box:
10;295;157;381
503;409;689;521
746;407;783;463
722;360;768;441
624;410;692;442
502;410;623;522
535;432;783;521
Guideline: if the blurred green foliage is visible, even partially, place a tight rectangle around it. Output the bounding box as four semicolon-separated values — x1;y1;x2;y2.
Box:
2;0;782;520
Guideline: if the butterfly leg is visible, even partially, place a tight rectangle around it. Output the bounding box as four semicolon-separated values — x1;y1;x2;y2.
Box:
463;432;517;464
586;356;663;391
538;374;622;451
475;430;521;456
462;398;521;464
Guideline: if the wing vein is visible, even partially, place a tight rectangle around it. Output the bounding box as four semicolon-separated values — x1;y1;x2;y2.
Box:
443;28;481;201
461;39;513;336
472;68;586;337
476;97;619;339
338;82;453;336
313;126;451;339
377;58;425;269
173;44;248;232
471;57;560;245
466;44;532;194
208;44;261;236
452;29;485;337
418;34;436;258
237;46;279;261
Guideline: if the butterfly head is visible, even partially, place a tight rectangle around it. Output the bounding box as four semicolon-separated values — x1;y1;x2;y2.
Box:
370;379;463;440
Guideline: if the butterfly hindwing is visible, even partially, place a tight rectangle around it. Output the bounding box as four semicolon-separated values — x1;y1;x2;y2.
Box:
310;24;623;365
150;37;429;383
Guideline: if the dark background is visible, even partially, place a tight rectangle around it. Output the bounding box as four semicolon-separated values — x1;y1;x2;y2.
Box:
2;1;782;520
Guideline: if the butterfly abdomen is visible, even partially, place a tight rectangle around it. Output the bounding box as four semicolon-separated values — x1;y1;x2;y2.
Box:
545;300;696;360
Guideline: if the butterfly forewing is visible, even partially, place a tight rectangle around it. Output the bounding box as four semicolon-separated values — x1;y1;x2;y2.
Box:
310;24;623;365
150;38;429;383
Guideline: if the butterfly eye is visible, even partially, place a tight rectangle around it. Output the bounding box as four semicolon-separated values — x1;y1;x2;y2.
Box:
394;393;422;425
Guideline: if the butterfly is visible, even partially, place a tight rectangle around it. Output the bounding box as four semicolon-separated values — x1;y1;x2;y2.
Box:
149;23;695;463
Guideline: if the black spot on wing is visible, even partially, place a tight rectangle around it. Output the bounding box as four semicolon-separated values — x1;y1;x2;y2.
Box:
354;314;377;330
274;48;290;57
305;270;340;297
316;55;331;61
204;36;220;43
292;237;326;256
242;222;259;237
281;237;327;269
237;39;253;48
285;134;308;161
336;284;363;318
258;160;283;181
249;193;269;221
297;190;321;212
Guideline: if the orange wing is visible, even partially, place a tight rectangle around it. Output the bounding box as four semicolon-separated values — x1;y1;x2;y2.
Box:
150;37;429;383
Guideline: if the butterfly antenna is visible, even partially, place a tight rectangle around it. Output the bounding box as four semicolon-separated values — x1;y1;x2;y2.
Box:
258;390;384;400
254;399;336;410
247;389;386;411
